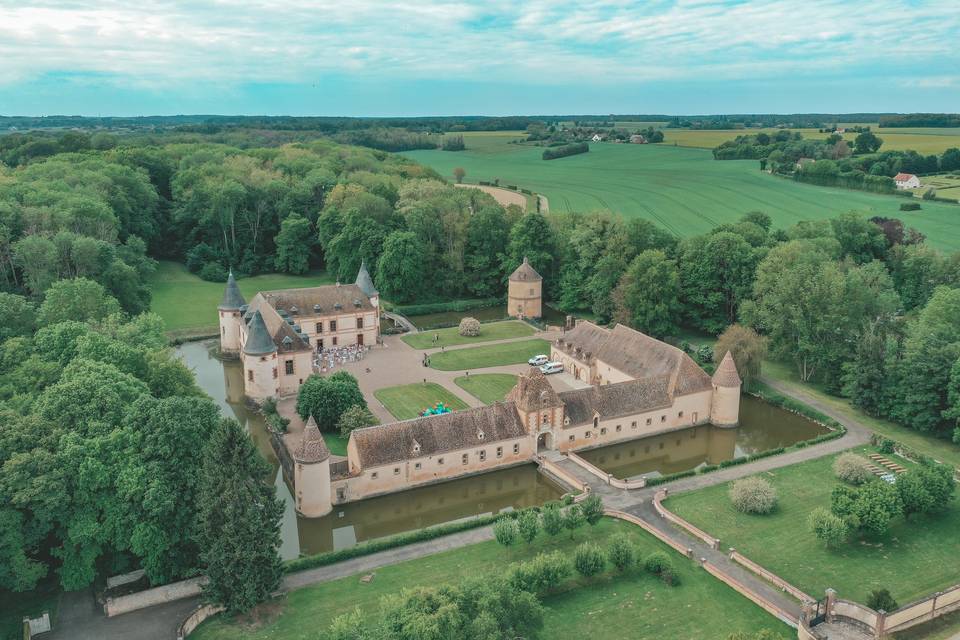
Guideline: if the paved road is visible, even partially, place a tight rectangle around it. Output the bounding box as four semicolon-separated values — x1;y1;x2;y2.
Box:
47;589;199;640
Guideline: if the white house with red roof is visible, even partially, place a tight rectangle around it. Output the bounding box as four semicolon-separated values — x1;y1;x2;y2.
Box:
894;172;921;190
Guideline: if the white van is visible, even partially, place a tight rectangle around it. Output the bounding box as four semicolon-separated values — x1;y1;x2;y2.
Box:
539;362;564;375
528;354;549;366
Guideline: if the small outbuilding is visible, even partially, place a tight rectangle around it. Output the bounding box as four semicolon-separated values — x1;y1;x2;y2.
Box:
894;172;921;190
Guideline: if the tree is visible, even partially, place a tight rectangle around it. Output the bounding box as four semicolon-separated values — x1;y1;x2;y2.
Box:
679;232;759;333
866;589;898;613
13;235;57;295
562;504;586;539
541;502;563;537
833;453;873;485
842;320;894;416
579;494;604;526
896;469;935;519
296;372;367;432
464;206;509;298
516;509;540;544
830;212;887;264
854;131;883;154
0;293;36;341
941;148;960;172
37;278;121;326
713;324;766;390
729;476;778;515
274;214;313;274
573;542;606;578
508;551;571;594
336;405;377;438
196;418;283;614
606;534;635;572
502;213;557;292
453;167;466;183
808;507;850;549
613;250;681;338
493;517;518;548
375;230;428;303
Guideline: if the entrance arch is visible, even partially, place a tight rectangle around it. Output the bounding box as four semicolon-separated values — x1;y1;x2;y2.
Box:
537;432;554;453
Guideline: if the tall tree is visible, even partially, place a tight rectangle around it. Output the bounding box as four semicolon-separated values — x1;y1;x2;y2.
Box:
713;324;766;390
274;213;313;274
375;230;427;303
613;250;681;338
679;231;759;333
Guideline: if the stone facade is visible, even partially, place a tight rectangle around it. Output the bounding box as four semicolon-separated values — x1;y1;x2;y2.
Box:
507;256;542;319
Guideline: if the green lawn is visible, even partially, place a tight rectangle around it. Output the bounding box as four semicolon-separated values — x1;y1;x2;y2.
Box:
763;359;960;469
373;382;469;420
148;261;335;336
428;339;551;371
665;448;960;604
322;433;349;457
402;320;535;349
404;142;960;252
191;518;791;640
454;374;518;404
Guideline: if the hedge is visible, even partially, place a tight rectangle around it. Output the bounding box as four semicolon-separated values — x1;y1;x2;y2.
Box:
543;142;589;161
900;202;922;211
395;297;503;317
645;469;697;486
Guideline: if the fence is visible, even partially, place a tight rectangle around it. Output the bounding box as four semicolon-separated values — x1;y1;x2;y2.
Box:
652;489;720;550
177;604;224;639
564;452;647;489
729;550;813;602
536;456;589;495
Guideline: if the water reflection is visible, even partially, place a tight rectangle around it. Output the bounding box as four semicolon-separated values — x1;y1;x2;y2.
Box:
578;395;828;480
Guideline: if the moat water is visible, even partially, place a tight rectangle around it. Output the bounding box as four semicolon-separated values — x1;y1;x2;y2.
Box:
577;395;829;480
175;341;563;557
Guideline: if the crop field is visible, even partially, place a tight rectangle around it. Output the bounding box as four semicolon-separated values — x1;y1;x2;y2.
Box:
406;140;960;252
915;174;960;200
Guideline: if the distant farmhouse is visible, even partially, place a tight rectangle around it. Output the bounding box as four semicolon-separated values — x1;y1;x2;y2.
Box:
795;157;816;171
894;172;921;190
591;133;604;142
629;134;647;144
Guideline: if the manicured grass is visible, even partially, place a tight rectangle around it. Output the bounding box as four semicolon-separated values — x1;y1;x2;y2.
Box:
402;320;535;349
428;338;551;371
893;607;960;639
148;261;335;336
191;518;791;640
665;449;960;604
373;382;469;420
321;432;349;457
405;141;960;251
454;373;518;404
763;359;960;468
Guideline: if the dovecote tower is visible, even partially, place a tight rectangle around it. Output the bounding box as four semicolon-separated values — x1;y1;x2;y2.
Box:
507;257;542;319
293;416;332;517
711;351;742;427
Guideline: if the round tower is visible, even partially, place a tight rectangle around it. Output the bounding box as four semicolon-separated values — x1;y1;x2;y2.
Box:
243;309;280;402
711;351;742;427
293;416;332;517
507;256;543;319
218;271;246;357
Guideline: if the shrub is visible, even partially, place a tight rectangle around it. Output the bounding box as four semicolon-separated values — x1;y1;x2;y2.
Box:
541;503;563;537
509;551;571;594
516;509;540;544
866;588;899;612
833;452;872;485
573;543;606;578
579;494;604;526
899;202;921;211
643;551;672;575
606;534;635;572
198;262;228;282
729;477;778;515
922;188;937;200
878;438;896;454
493;517;518;547
457;316;481;337
394;297;502;317
562;504;586;539
808;507;850;549
337;405;377;438
645;469;697;486
542;142;589;160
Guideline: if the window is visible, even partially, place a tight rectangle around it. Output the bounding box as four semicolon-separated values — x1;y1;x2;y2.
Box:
285;360;294;375
678;410;684;418
357;316;364;329
477;430;485;441
593;416;599;428
394;467;400;475
247;370;254;382
415;462;422;470
569;435;575;442
462;453;468;465
585;431;592;439
600;427;607;435
513;443;520;454
438;457;444;465
332;336;338;346
529;288;535;295
496;446;503;458
316;322;323;333
336;488;346;502
272;367;278;379
479;450;486;461
631;421;637;428
646;418;652;426
371;472;378;479
616;425;622;432
330;320;337;332
660;415;666;423
542;413;549;425
659;442;664;450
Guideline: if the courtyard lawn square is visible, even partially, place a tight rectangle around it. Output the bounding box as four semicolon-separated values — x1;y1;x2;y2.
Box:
321;433;349;457
190;518;792;640
428;338;552;371
373;382;469;421
455;373;518;404
665;447;960;604
401;320;535;349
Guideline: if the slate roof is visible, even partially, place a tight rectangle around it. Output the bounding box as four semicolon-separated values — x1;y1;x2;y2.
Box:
218;271;246;310
245;296;311;354
558;376;673;426
256;284;375;317
555;321;611;363
244;310;278;355
712;351;742;388
294;416;331;463
350;402;526;469
507;367;561;411
355;259;378;297
509;256;542;282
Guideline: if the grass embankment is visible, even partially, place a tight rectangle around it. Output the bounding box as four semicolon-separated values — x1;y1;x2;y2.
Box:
148;261;335;337
454;373;518;404
666;447;960;604
191;518;791;640
373;382;469;420
402;320;535;349
405;141;960;251
893;608;960;639
428;339;551;371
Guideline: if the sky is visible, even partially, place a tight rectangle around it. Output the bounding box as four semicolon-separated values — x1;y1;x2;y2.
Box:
0;0;958;117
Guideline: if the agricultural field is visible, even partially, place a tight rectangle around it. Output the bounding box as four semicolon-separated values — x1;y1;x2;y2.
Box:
912;173;960;200
373;382;469;421
665;448;960;604
427;338;551;371
405;140;960;252
191;518;792;640
402;320;534;349
148;261;335;337
455;373;518;404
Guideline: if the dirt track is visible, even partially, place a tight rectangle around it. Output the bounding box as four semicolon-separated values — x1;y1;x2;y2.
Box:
454;183;527;210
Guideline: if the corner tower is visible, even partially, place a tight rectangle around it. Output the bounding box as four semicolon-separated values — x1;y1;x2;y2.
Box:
507;257;542;319
355;259;379;309
242;310;279;402
710;351;742;427
293;416;332;517
218;271;246;357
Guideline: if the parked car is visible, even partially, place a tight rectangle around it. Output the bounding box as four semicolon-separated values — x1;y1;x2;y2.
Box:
528;354;549;366
539;362;564;375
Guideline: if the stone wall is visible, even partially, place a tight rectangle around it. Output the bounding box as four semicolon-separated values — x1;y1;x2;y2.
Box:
652;489;720;550
103;576;205;618
885;583;960;634
177;604;223;640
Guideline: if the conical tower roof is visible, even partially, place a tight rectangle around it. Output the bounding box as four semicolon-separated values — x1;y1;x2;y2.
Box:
712;351;741;387
509;256;542;282
218;271;246;310
243;310;277;355
355;259;378;297
294;415;330;463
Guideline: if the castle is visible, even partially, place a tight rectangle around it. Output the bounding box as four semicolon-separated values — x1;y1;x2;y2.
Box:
218;261;380;402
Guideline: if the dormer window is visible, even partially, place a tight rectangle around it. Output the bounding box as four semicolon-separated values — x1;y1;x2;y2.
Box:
477;429;485;441
564;416;570;426
593;416;599;428
412;441;421;455
542;413;549;425
290;305;299;315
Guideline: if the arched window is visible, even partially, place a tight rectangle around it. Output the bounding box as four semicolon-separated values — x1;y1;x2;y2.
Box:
593;416;599;429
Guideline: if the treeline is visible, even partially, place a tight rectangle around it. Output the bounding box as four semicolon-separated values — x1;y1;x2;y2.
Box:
880;114;960;128
332;127;438;152
543;142;589;160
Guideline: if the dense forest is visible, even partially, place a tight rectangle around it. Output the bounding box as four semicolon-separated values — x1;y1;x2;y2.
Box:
879;114;960;128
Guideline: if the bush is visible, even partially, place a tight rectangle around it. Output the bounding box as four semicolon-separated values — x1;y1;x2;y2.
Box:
729;476;778;515
494;517;518;547
541;503;563;537
579;494;604;526
808;507;850;549
199;262;228;282
516;509;540;544
573;542;606;578
899;202;921;211
542;142;589;160
394;297;502;317
922;188;937;200
458;317;481;337
643;551;673;575
645;469;697;486
508;551;571;594
563;504;586;539
606;534;635;572
878;438;896;454
833;453;873;485
866;588;898;612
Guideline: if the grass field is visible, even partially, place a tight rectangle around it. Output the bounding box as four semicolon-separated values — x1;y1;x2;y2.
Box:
428;338;551;371
402;320;535;349
191;518;791;640
321;433;349;457
373;382;469;420
454;373;517;404
913;173;960;200
666;448;960;604
406;140;960;252
148;262;335;336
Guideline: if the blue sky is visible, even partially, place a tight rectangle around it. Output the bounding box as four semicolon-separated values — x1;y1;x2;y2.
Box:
1;1;958;117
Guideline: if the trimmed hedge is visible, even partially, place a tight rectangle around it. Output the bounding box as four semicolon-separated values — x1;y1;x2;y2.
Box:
395;297;502;317
646;469;696;486
900;202;922;211
543;142;589;160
